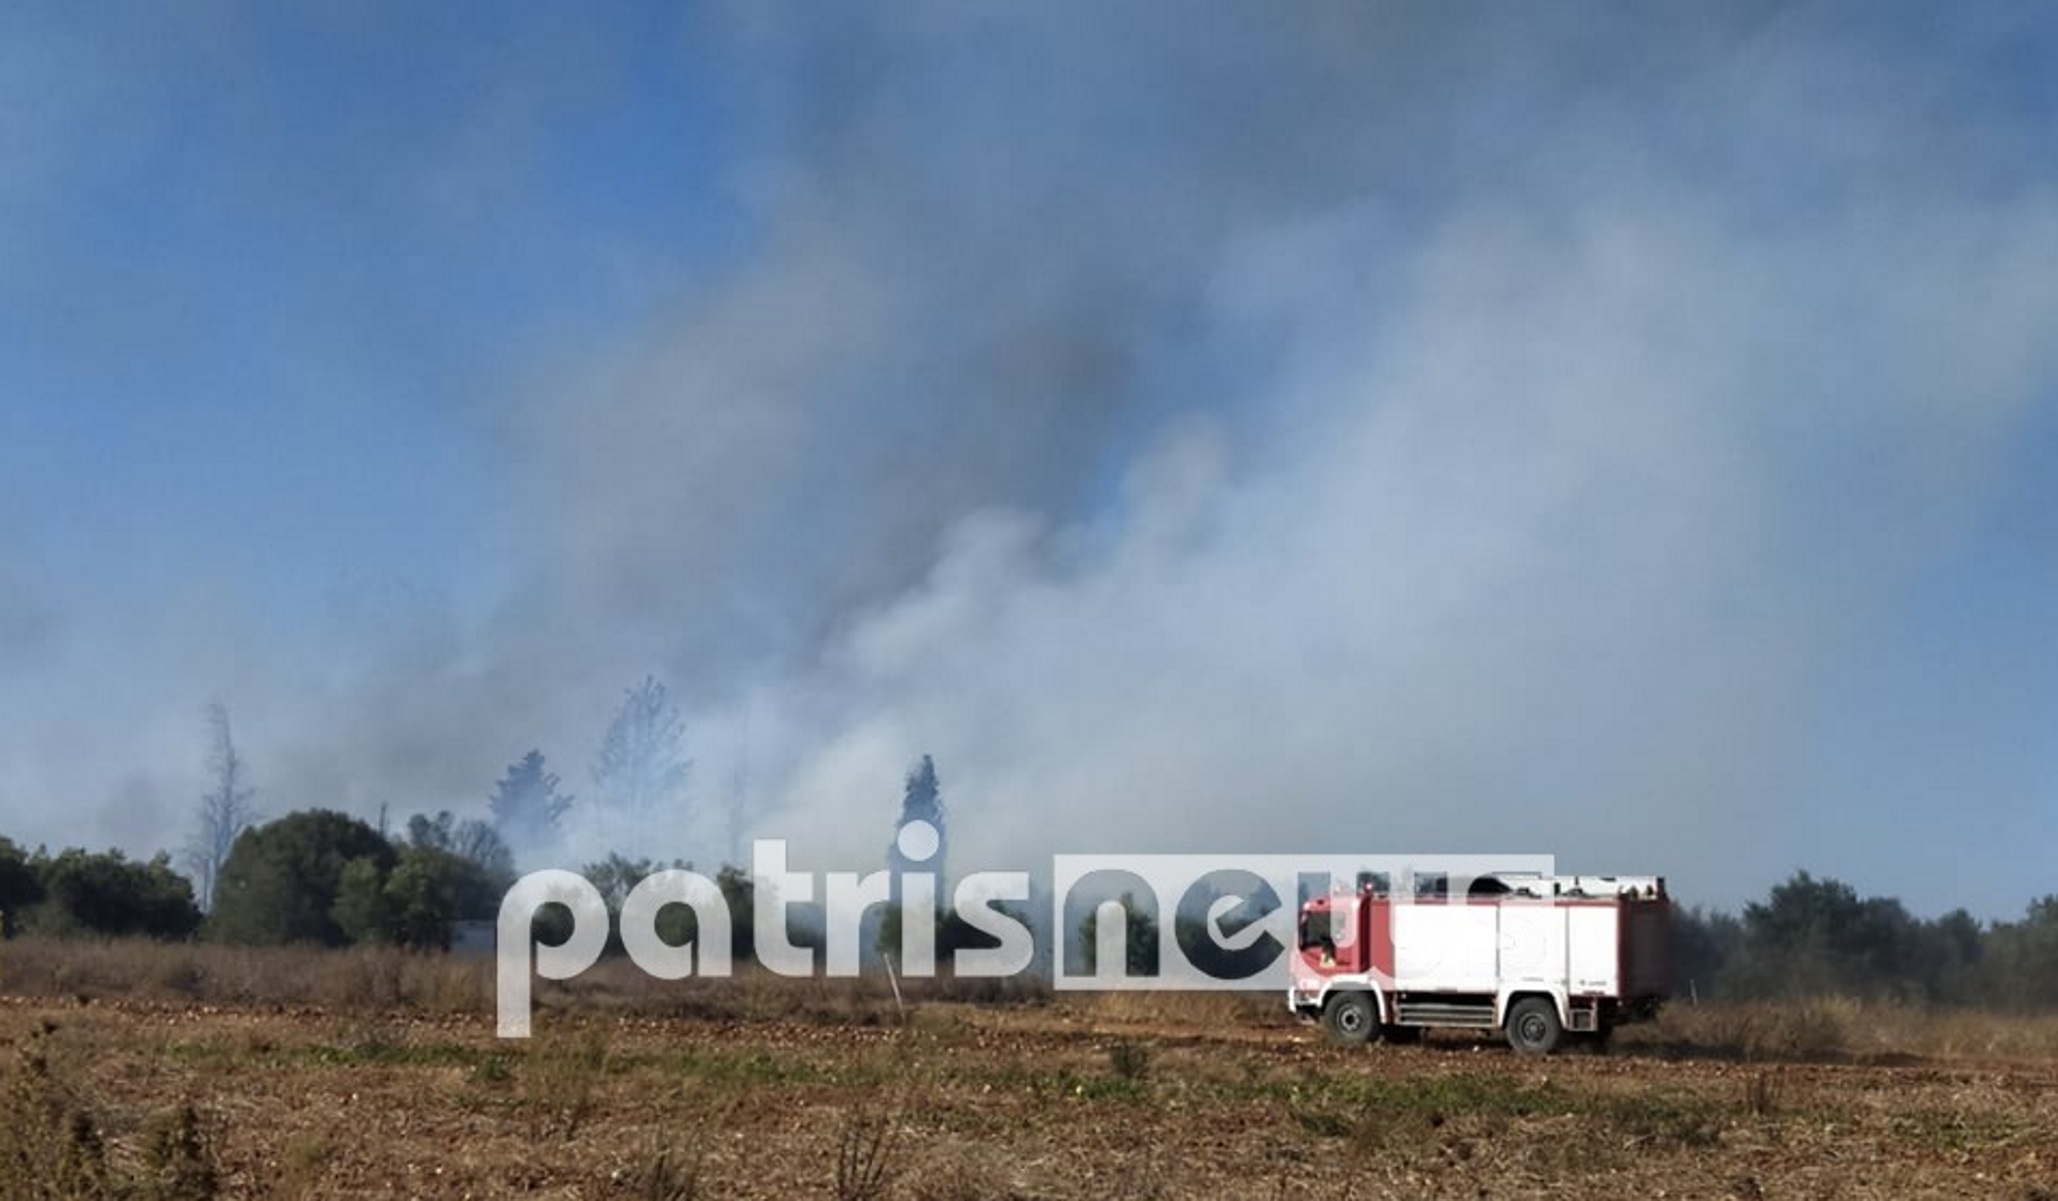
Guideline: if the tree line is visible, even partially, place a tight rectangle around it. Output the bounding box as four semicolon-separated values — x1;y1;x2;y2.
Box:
180;680;687;917
6;689;2053;1007
7;820;2058;1012
0;741;1009;968
0;678;687;950
0;808;506;949
1672;871;2058;1011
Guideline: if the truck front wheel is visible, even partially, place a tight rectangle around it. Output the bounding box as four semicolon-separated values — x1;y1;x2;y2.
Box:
1505;997;1563;1055
1322;992;1375;1045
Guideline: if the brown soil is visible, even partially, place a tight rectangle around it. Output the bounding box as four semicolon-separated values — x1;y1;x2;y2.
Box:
2;993;2054;1199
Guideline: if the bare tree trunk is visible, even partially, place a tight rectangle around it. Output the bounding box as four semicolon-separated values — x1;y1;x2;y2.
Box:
185;701;257;912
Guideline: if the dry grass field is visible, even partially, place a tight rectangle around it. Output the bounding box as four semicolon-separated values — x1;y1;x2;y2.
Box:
2;939;2055;1199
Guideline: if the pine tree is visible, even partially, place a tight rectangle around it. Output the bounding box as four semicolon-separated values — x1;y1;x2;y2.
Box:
899;756;942;828
488;750;573;864
591;676;690;841
887;755;947;883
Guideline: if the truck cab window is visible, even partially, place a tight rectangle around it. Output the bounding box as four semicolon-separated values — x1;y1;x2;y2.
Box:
1298;911;1333;951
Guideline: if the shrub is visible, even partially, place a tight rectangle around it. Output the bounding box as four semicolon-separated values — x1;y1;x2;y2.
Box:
21;848;199;941
208;810;396;946
0;1024;221;1200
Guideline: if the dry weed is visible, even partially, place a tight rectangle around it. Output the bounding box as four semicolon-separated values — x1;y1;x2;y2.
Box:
521;1022;612;1140
0;1023;223;1201
832;1093;904;1201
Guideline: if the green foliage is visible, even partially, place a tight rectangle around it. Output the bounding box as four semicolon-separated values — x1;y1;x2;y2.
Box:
346;809;524;949
583;851;659;912
0;837;45;937
580;852;659;957
1916;908;1985;1006
1670;904;1743;997
207;810;396;946
23;848;200;940
1686;872;1997;1005
407;811;516;883
875;901;1028;970
575;854;756;961
1980;896;2058;1012
331;857;396;946
714;864;756;961
383;847;503;949
332;841;508;951
1722;872;1948;1000
195;805;503;951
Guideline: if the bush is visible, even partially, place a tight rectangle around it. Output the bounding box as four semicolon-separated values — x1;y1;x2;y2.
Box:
0;839;43;938
208;810;395;946
21;848;199;941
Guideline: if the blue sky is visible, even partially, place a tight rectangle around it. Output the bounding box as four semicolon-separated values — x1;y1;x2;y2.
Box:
1;3;2054;920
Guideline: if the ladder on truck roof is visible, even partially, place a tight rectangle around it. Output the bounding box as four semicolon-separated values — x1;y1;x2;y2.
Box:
1481;873;1666;899
1336;872;1666;900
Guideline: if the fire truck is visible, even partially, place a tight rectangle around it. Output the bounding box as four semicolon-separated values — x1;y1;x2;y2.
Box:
1288;872;1669;1054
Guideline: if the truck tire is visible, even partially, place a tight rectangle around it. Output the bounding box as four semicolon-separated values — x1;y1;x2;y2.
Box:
1322;992;1375;1045
1505;996;1563;1055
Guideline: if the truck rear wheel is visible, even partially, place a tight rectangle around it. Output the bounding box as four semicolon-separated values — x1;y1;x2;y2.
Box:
1505;997;1563;1055
1322;992;1375;1044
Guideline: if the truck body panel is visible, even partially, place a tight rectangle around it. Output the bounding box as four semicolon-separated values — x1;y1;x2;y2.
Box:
1290;873;1669;1054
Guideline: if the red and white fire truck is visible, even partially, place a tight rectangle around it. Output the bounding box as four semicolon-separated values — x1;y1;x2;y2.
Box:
1288;872;1670;1054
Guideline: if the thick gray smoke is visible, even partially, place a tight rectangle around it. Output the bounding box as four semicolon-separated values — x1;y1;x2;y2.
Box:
506;5;2058;914
5;4;2055;918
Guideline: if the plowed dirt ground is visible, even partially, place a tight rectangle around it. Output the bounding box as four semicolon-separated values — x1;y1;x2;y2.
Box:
3;993;2055;1199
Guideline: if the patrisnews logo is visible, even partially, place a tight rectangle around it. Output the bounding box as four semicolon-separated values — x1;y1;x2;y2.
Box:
1049;853;1552;991
495;832;1550;1037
